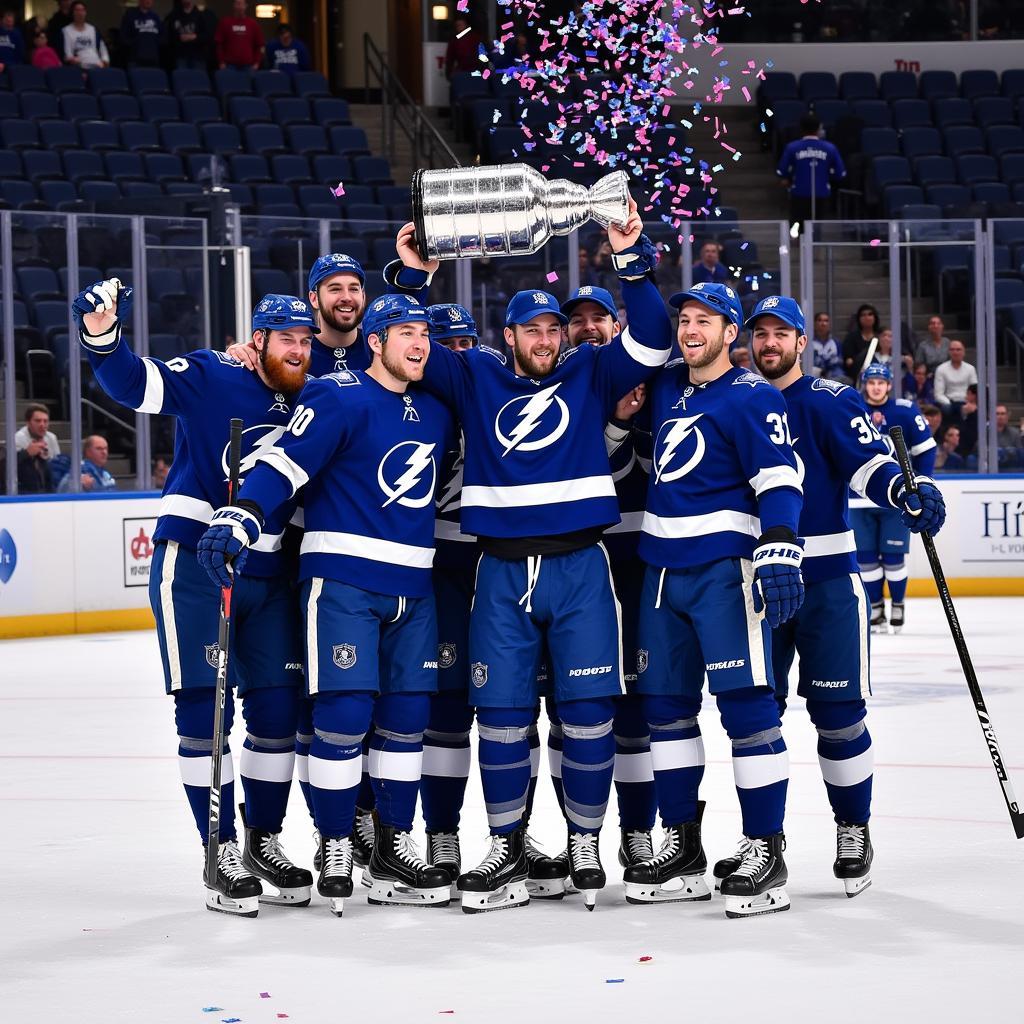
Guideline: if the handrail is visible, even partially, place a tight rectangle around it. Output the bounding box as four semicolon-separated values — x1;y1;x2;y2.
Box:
363;32;461;171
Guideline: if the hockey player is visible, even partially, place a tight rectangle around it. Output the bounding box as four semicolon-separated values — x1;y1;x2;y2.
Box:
416;197;674;912
849;363;937;633
626;281;803;919
73;281;316;917
198;294;455;916
746;295;946;896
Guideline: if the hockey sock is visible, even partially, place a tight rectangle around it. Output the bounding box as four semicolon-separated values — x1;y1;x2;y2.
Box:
523;715;540;822
420;692;474;833
807;700;873;824
370;693;431;832
613;693;657;831
881;555;908;604
857;554;884;606
643;694;704;827
718;688;789;838
356;726;376;812
308;692;374;838
294;698;315;820
173;688;236;843
476;707;534;835
546;703;566;814
239;686;299;832
558;698;616;836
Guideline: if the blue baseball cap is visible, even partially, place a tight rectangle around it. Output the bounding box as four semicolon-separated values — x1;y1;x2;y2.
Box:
744;295;806;334
307;252;366;292
252;294;320;334
669;282;742;328
561;286;618;319
861;362;893;383
428;303;478;342
505;289;568;327
363;293;429;340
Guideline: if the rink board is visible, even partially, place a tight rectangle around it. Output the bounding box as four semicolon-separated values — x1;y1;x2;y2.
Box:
0;476;1022;638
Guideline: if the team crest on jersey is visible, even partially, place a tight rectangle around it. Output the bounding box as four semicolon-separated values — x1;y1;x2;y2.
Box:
479;345;507;364
223;424;287;477
205;644;220;668
494;383;570;456
732;372;765;387
654;414;706;484
637;649;649;674
268;391;290;414
378;440;437;508
472;662;488;687
438;643;457;669
811;377;847;396
329;369;360;387
213;350;243;366
402;394;420;423
672;385;695;411
332;644;357;670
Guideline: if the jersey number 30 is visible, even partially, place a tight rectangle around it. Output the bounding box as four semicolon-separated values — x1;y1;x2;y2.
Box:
287;404;315;436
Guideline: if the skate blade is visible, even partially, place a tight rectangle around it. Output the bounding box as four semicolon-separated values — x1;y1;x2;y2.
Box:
526;876;569;900
724;886;791;919
891;626;903;634
459;881;530;914
258;885;312;908
870;624;889;635
205;887;259;918
326;896;346;917
624;875;712;904
366;875;451;908
843;874;872;898
582;889;599;911
359;867;372;889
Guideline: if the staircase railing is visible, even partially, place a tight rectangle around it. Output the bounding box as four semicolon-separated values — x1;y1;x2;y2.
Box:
363;33;461;172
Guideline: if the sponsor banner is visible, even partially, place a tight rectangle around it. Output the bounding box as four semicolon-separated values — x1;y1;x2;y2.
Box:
123;517;158;587
956;487;1024;565
423;42;448;107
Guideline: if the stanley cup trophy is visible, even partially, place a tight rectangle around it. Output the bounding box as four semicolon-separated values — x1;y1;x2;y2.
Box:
411;164;631;262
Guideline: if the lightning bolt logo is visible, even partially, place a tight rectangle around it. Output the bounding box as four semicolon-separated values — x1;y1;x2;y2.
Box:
435;438;465;513
378;441;437;508
494;384;570;456
222;425;286;480
654;414;706;484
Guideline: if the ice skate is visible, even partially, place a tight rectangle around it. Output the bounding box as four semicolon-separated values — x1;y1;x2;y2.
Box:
242;824;312;907
624;819;711;905
457;828;530;914
204;838;262;918
889;602;905;634
352;807;376;868
713;836;752;891
834;822;873;897
364;824;450;907
567;830;605;911
426;830;461;890
317;834;354;917
870;601;888;634
524;832;571;900
720;834;790;919
617;828;655;869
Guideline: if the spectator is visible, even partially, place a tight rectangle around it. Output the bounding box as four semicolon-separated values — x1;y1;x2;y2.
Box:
120;0;163;68
60;2;109;68
264;22;309;76
215;0;262;71
995;404;1022;448
691;240;731;286
914;314;951;375
59;435;117;492
933;339;977;418
15;403;60;461
903;361;935;404
935;425;965;472
920;402;943;439
47;0;73;50
730;345;752;370
445;15;482;79
811;310;844;379
29;23;61;69
169;0;210;71
842;303;881;378
957;384;978;457
0;10;25;72
776;113;846;234
152;455;172;489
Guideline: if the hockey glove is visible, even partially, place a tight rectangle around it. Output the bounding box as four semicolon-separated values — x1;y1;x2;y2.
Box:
197;505;262;589
751;531;805;628
610;233;660;282
896;476;946;535
72;278;134;333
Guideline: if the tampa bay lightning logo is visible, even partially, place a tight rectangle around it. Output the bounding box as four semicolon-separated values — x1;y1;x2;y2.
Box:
377;440;437;508
654;414;706;484
221;424;287;479
435;442;464;514
0;528;16;585
204;644;220;668
494;383;570;456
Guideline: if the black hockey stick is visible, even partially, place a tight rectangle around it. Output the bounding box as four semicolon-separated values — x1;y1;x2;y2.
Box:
890;425;1024;839
206;418;244;885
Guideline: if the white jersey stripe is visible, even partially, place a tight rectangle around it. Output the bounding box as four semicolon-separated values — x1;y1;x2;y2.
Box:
136;357;166;414
802;531;856;558
158;493;284;551
850;452;894;498
462;474;616;510
159;540;182;691
748;463;802;497
259;446;309;496
301;530;435;568
620;326;671;368
642;509;761;540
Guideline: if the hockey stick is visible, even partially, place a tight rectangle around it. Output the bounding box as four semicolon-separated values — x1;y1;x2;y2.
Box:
860;336;879;376
206;417;244;884
890;426;1024;839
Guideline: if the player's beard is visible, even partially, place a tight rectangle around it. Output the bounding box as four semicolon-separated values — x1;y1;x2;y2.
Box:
681;329;725;369
260;346;308;393
380;340;425;383
755;346;800;380
513;338;558;378
318;293;366;334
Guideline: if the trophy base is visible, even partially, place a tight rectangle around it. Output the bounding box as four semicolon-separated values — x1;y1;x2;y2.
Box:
411;168;431;262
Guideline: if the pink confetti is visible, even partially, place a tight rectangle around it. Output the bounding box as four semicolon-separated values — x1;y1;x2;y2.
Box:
260;993;271;999
330;182;345;198
638;955;654;963
546;271;559;283
869;238;881;246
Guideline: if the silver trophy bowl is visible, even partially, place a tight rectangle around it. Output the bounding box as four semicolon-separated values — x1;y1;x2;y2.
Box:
412;164;630;262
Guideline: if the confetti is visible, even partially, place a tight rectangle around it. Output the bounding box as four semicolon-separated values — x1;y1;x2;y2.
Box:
457;27;471;38
276;1016;289;1020
869;238;881;246
638;956;654;963
330;182;345;198
606;978;625;984
546;271;559;283
260;994;271;1000
222;1019;242;1023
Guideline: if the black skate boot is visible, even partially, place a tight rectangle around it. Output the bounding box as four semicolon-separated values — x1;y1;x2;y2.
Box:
870;601;887;634
567;830;606;911
524;832;571;900
720;833;790;919
713;837;750;891
618;828;655;868
889;603;905;634
457;827;530;914
352;807;376;869
426;830;461;888
365;824;451;907
624;818;711;905
313;828;321;871
242;826;313;907
204;838;262;918
317;834;354;917
834;822;873;898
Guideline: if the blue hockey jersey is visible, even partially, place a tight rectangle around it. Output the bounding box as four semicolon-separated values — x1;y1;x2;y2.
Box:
639;364;803;569
81;332;300;577
417;278;673;539
780;376;906;583
309;333;370;378
602;409;651;562
236;370;454;598
433;436;478;571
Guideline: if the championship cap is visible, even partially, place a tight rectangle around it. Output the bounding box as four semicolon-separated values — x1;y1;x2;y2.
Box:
668;282;742;328
505;289;569;327
561;285;618;320
861;362;893;383
307;252;366;292
428;303;478;342
252;294;320;334
744;295;806;334
363;293;430;340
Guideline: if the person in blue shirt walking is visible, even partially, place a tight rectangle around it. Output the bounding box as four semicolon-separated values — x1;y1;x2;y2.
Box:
777;114;846;235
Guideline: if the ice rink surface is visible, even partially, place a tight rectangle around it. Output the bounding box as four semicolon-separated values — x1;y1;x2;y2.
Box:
3;597;1024;1023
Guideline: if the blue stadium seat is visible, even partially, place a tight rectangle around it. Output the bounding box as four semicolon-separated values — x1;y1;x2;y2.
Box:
297;183;333;211
925;183;971;208
329;125;370;156
942;125;985;154
994;278;1024;310
919;70;958;100
201;123;242;154
759;72;798;103
181;95;221;124
87;68;129;95
243;123;287;154
335;184;373;206
59;266;103;293
121;179;162;199
17;267;62;302
371;236;399;266
129;67;170;95
38;180;77;209
104;151;147;182
144;153;187;183
46;67;86;94
879;71;917;101
961;69;999;100
271;154;312;185
1001;153;1024;184
1002;69;1024;101
839;72;877;101
899;203;941;220
62;149;104;183
79;180;122;203
312;98;351;127
22;150;63;180
9;66;46;93
229;95;272;125
972;182;1010;204
215;68;253;99
160;122;203;154
901;126;942;159
287;124;329;154
164;182;204;198
100;94;141;122
932;97;973;128
956;153;999;184
226;183;254;209
272;97;311;126
120;121;161;151
891;99;931;130
0;298;30;327
0;93;17;119
78;119;119;151
0;120;40;150
352;157;392;185
975;97;1015;127
39;120;78;150
800;72;838;102
326;236;370;265
449;71;490;104
230;153;273;183
254;184;295;209
253;70;292;99
252;268;291;295
311;154;352;185
143;94;181;124
376;185;411;207
765;99;805;137
850;100;892;128
0;150;22;177
871;155;912;189
811;99;849;129
986;126;1024;157
914;156;956;190
171;69;212;97
994;222;1024;246
19;92;59;120
187;153;226;182
886;184;924;215
292;72;331;98
34;300;71;341
59;93;100;122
